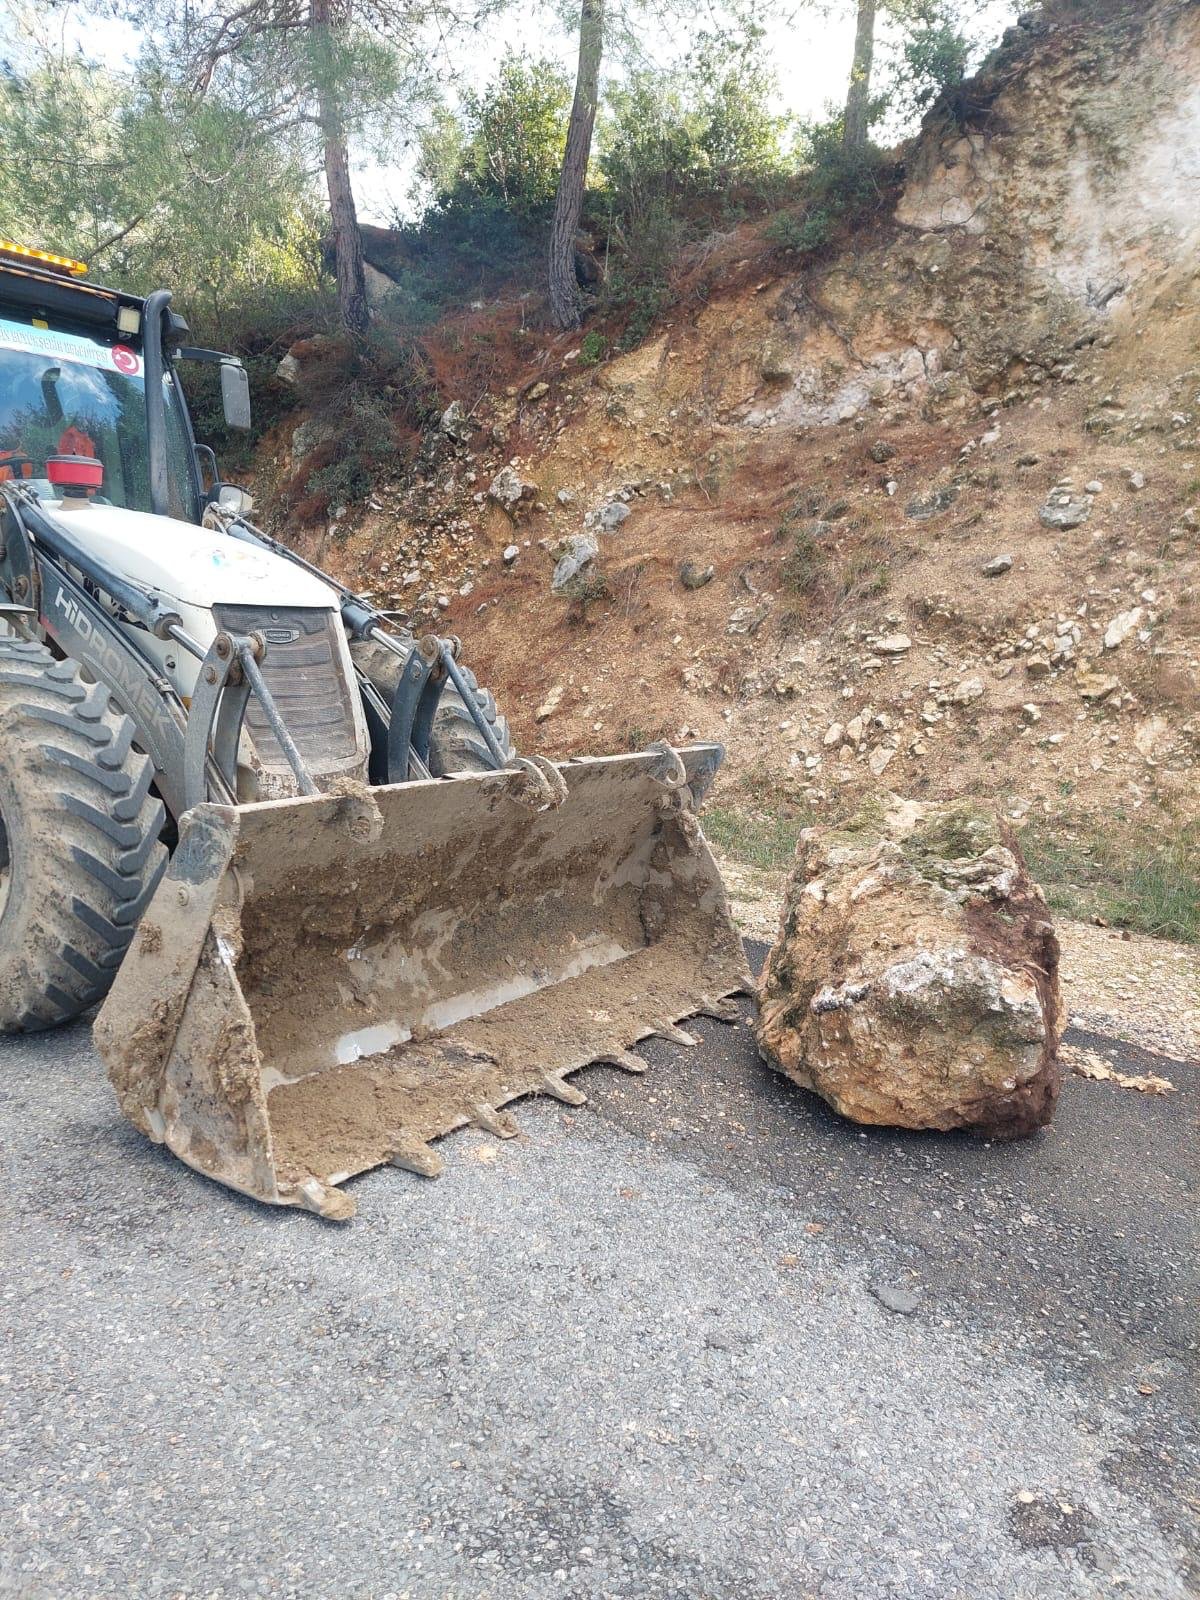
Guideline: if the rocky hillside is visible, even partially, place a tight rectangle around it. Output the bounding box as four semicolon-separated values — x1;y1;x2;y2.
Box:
256;0;1200;878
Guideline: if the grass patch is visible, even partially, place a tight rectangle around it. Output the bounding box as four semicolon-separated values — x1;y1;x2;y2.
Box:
703;803;805;870
1020;818;1200;944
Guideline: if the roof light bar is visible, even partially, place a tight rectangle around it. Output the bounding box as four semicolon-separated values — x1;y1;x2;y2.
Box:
0;239;88;277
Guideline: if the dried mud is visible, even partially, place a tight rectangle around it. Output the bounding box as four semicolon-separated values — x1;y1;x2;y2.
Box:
118;762;750;1206
265;923;745;1185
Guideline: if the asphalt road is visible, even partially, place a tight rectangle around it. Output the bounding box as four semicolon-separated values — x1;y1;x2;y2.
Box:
1;941;1196;1600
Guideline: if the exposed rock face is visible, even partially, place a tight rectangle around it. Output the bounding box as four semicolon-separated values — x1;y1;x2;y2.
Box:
756;798;1062;1140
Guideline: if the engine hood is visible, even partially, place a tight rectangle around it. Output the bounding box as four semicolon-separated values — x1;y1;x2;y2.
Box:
50;502;339;612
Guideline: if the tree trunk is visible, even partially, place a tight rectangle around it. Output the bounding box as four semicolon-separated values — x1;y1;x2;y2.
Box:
311;0;369;335
843;0;877;151
548;0;603;330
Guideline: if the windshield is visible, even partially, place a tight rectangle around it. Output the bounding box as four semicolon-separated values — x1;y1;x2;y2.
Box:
0;314;197;521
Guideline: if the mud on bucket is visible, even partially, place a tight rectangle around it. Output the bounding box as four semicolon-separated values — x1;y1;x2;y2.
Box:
94;745;751;1219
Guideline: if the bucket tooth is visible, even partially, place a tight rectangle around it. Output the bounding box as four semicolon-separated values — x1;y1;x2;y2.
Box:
470;1101;519;1139
653;1021;699;1048
388;1135;445;1178
698;995;742;1024
541;1072;588;1107
296;1177;357;1222
595;1049;649;1075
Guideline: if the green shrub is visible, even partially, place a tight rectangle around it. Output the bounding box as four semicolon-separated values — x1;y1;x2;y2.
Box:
459;53;572;214
892;13;970;121
282;329;437;518
579;330;607;364
764;206;834;255
1020;817;1200;944
388;187;548;317
782;521;823;594
764;118;895;260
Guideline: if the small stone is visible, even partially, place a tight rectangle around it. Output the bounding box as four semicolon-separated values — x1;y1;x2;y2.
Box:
1039;493;1090;530
875;634;912;655
274;352;300;385
905;486;958;521
871;1283;922;1315
1127;469;1146;491
727;604;768;635
1076;668;1120;702
1021;703;1042;723
679;559;715;590
597;501;630;532
868;745;896;776
502;544;519;565
525;381;549;402
556;488;576;505
823;722;844;748
1084;480;1103;495
1103;607;1144;650
953;676;985;705
982;554;1013;576
550;533;599;596
1025;655;1052;679
439;400;473;444
535;685;563;721
488;465;539;517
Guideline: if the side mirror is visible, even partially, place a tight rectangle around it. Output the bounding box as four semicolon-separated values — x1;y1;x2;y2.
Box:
215;483;254;516
220;361;251;431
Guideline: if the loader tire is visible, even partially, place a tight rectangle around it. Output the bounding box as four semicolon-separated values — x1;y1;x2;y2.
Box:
0;638;167;1034
350;638;516;776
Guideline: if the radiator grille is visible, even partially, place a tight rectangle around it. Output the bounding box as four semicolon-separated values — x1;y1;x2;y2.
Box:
214;606;358;769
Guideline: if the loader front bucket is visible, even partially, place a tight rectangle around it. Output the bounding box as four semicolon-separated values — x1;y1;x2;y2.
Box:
94;744;751;1219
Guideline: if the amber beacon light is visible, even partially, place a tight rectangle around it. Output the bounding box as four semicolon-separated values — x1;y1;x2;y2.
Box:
0;239;88;277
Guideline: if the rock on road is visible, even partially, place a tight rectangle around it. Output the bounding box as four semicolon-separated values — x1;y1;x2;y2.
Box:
1;943;1196;1599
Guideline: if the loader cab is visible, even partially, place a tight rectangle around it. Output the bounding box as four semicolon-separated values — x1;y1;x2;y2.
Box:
0;241;248;527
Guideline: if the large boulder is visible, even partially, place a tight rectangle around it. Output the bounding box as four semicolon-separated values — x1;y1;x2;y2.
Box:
756;797;1062;1140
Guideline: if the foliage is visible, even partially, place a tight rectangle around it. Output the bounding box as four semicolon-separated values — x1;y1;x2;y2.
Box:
702;804;804;871
887;0;971;121
0;50;322;337
765;116;895;258
592;32;792;347
1019;817;1200;944
386;188;547;322
283;327;438;518
579;329;607;364
781;519;823;594
458;53;572;214
597;31;791;224
391;54;571;319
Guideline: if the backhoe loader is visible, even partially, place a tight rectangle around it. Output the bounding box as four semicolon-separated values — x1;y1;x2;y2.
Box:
0;240;749;1218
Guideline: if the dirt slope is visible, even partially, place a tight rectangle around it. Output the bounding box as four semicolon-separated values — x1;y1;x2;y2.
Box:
260;0;1200;848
